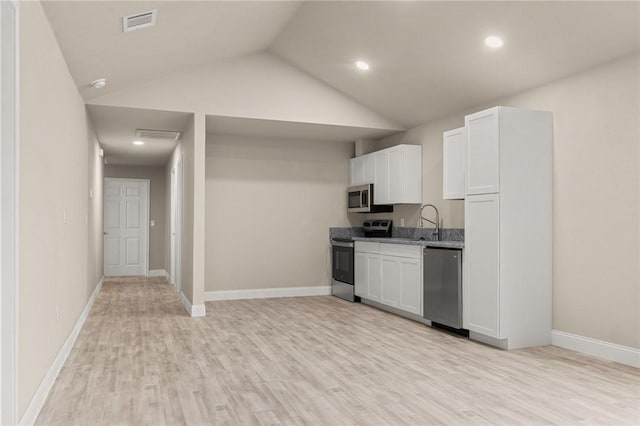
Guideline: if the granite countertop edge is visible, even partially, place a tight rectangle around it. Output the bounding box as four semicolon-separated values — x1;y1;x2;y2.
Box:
351;237;464;249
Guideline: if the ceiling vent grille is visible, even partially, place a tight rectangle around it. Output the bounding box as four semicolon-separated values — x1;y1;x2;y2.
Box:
123;10;157;33
136;129;181;141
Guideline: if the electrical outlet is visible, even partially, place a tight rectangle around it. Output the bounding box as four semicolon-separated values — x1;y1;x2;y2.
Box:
63;208;68;224
400;217;405;227
56;304;60;321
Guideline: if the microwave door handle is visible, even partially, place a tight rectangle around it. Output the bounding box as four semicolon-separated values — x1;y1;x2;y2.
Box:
362;190;368;207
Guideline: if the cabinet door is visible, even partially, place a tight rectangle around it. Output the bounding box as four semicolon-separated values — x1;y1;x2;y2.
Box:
354;252;368;298
465;193;500;338
398;257;422;315
387;148;403;203
466;108;500;195
350;156;365;186
367;254;382;302
380;256;401;307
374;151;389;204
401;145;423;204
443;127;466;200
364;154;376;185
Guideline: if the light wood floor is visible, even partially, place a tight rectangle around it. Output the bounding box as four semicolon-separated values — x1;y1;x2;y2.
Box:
37;277;639;425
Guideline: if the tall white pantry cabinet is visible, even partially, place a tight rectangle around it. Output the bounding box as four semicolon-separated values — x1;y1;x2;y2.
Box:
463;106;552;350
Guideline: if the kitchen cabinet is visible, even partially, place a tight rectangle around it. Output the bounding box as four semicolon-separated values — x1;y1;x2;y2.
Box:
349;144;422;205
354;250;381;303
465;193;500;338
355;242;422;316
464;106;552;350
443;127;466;200
466;108;500;195
350;154;375;187
396;257;422;315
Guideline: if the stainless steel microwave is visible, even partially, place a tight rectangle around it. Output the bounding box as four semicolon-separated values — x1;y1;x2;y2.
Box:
347;184;393;213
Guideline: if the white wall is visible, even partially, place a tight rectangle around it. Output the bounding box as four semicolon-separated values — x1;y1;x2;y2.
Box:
168;114;205;310
374;54;640;349
86;117;104;298
104;165;166;271
18;1;103;417
89;52;403;131
205;134;356;292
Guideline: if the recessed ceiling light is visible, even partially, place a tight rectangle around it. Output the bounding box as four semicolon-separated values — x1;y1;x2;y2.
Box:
133;140;144;146
355;60;370;71
90;78;107;89
484;36;504;49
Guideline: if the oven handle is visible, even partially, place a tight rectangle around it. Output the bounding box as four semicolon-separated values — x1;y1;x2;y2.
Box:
331;241;355;248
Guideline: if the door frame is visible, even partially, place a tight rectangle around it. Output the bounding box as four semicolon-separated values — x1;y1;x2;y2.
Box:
170;157;182;294
103;177;150;277
0;0;19;423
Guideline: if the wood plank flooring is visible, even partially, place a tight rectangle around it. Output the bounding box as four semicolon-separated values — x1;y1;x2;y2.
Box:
36;277;639;425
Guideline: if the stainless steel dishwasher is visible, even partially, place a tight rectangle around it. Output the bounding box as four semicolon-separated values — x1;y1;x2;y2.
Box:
423;247;463;330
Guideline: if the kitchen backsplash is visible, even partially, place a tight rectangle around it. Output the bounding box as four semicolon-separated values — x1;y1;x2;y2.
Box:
330;227;464;241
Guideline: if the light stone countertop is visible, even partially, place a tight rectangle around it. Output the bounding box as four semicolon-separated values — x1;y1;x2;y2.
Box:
352;237;464;249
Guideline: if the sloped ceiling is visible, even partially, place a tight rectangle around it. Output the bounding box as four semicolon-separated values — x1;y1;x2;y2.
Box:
44;1;639;130
271;1;640;127
41;1;302;101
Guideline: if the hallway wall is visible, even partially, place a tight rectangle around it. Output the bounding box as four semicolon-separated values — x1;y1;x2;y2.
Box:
104;165;167;271
18;1;104;418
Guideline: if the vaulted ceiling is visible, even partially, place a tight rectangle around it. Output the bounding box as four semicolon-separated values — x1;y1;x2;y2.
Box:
43;1;639;128
43;0;639;164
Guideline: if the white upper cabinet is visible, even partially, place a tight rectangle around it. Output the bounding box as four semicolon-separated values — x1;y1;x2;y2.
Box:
466;108;500;195
373;150;389;203
349;154;376;186
443;127;466;200
350;156;365;186
350;144;422;205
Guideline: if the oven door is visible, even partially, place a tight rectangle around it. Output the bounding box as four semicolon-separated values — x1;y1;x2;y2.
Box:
332;243;354;284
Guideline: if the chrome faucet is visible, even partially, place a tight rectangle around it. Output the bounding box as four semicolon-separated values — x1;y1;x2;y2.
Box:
419;204;440;241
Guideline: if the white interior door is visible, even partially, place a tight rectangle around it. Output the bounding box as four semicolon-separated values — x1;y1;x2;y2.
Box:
104;178;149;276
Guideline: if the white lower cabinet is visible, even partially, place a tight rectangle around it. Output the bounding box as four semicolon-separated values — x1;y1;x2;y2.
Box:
354;252;368;298
465;193;500;338
397;257;422;315
355;242;422;316
380;256;401;307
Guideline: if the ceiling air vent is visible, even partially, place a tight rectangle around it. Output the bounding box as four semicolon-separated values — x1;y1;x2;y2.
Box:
122;10;157;33
136;129;181;141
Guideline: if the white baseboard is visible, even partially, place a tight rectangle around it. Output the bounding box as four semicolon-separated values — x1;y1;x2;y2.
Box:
148;269;169;280
19;276;105;426
204;285;331;302
180;291;206;317
551;329;640;368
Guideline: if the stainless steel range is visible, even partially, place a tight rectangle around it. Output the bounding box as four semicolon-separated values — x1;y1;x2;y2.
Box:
330;238;357;302
330;220;392;302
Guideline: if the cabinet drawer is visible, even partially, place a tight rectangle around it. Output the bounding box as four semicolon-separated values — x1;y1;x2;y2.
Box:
380;243;421;259
355;241;380;254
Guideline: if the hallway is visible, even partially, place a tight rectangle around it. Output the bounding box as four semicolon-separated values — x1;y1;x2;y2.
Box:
36;277;639;425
